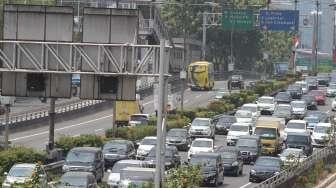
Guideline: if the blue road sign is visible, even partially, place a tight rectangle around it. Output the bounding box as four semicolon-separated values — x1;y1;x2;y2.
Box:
259;10;299;31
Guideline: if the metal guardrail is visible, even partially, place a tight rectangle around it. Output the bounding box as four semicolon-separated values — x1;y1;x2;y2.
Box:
251;145;336;188
0;99;103;126
44;160;65;172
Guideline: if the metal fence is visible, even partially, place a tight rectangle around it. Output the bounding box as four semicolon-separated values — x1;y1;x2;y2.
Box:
0;99;103;126
251;145;336;188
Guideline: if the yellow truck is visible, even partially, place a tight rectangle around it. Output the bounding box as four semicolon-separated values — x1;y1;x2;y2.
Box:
254;117;285;155
116;100;143;126
187;61;215;91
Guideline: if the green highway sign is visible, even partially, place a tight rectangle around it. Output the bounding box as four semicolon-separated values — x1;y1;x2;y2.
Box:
222;9;254;30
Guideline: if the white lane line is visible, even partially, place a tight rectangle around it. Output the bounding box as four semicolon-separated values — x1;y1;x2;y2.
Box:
10;115;112;141
240;182;252;188
196;95;202;98
95;128;104;132
143;101;153;106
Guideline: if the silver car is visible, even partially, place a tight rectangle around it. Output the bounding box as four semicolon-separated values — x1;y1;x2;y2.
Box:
188;118;215;139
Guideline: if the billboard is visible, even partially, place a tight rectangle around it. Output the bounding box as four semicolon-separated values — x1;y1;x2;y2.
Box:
259;10;299;31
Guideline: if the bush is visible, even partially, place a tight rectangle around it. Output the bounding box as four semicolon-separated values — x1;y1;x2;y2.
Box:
55;134;104;154
0;147;46;177
176;110;196;121
165;165;202;188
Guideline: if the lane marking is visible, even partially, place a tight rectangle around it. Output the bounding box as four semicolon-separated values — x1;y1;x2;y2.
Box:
240;182;252;188
10;115;112;141
143;101;153;106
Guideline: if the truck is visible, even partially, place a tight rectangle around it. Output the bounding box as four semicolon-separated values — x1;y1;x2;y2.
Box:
116;97;143;126
254;117;285;155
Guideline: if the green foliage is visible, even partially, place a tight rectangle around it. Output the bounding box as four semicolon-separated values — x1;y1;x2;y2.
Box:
55;134;104;154
294;160;325;188
0;147;46;176
165;165;202;188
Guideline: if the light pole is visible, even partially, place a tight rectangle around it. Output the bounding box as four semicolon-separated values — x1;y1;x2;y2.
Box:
311;1;321;74
330;3;336;67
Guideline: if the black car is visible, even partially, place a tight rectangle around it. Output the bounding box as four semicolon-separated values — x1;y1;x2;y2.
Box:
228;75;244;90
301;95;317;110
189;152;224;186
236;135;261;164
166;128;191;151
317;73;330;86
144;146;180;170
249;156;281;183
56;172;97;188
274;92;292;104
103;140;136;168
216;149;243;176
286;132;313;156
286;84;302;99
214;115;237;135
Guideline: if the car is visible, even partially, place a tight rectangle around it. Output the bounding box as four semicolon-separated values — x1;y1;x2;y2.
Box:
290;100;307;119
284;120;307;138
128;114;149;126
103;139;136;168
106;160;143;187
326;83;336;97
144;146;180;169
311;123;332;147
236;135;261;164
274;92;292;104
306;77;318;90
166;128;191;151
2;163;47;188
62;147;104;182
213;115;236;135
187;138;214;160
228;74;244;90
240;103;260;120
301;95;317;110
304;116;320;130
227;123;253;146
256;96;275;115
189;152;224;186
119;167;155;188
249;156;281;183
56;172;97;188
136;136;157;160
188;118;215;139
278;148;307;167
309;90;326;105
332;98;336;111
273;104;292;123
306;111;329;123
235;110;253;124
286;84;302;99
286;132;313;156
220;150;243;176
295;81;308;94
317;73;330;86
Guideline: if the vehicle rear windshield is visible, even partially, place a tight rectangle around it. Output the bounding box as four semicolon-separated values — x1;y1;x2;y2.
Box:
230;125;249;132
190;156;216;166
314;126;330;134
66;151;95;163
141;138;157;145
258;98;273;104
255;158;280;167
254;127;276;139
235;111;251;118
130;115;148;122
192;119;209;127
287;135;308;145
112;163;141;173
236;139;257;149
167;129;186;137
9;167;34;177
103;143;127;154
241;106;257;112
192;140;212;148
217;116;236;123
286;123;305;129
291;102;305;108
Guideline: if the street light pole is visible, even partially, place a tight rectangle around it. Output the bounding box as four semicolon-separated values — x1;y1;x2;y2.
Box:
202;12;207;60
312;0;320;74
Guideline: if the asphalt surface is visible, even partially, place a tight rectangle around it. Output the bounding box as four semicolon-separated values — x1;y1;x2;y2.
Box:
8;81;333;188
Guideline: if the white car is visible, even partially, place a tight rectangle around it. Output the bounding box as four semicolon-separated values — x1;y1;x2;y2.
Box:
128;114;149;126
290;100;307;119
311;123;332;147
241;103;259;120
257;96;275;115
2;163;47;188
295;81;308;94
235;110;253;124
326;83;336;97
279;148;307;166
227;123;252;146
332;98;336;111
107;160;143;187
136;136;157;160
187;138;214;160
284;120;307;138
188;118;215;139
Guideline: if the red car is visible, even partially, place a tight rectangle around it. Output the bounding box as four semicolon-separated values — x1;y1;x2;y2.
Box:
309;90;326;105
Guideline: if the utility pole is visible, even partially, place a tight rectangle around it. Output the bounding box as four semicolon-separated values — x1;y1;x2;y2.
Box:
155;39;166;188
112;101;117;137
48;98;56;150
202;12;207;60
330;3;336;69
4;104;10;148
180;0;188;111
312;0;320;74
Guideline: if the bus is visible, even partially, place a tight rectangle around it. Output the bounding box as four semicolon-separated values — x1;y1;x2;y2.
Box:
187;61;215;91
